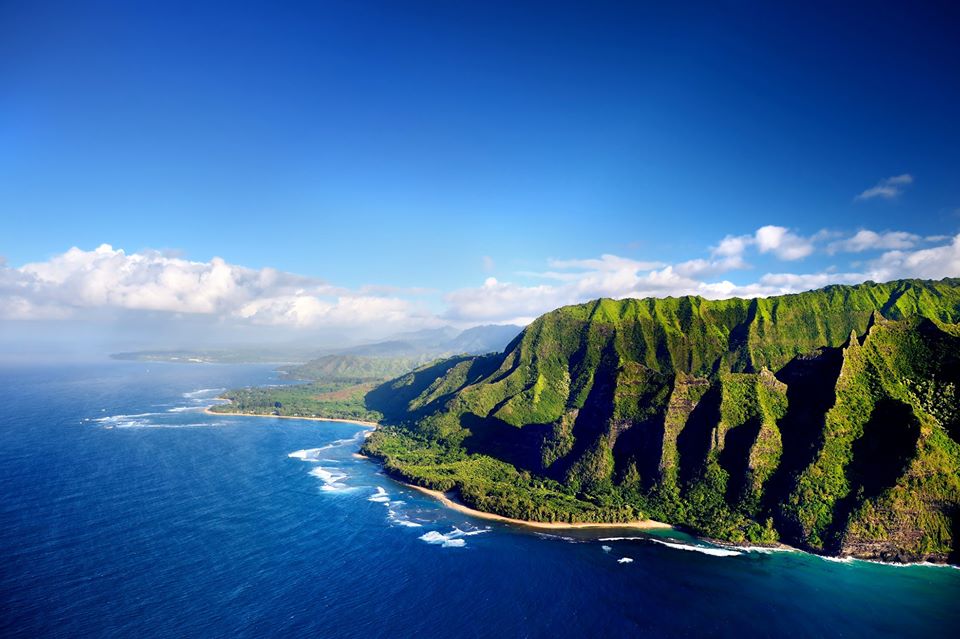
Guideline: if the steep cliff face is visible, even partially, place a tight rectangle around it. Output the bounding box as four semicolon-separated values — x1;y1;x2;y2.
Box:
365;279;960;561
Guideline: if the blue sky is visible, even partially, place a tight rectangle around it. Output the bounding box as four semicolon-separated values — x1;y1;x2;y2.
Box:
1;1;959;347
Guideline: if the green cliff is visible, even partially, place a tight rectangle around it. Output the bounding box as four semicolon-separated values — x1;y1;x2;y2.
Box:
362;278;960;563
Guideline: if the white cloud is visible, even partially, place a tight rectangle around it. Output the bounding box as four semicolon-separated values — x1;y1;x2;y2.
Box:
713;234;752;258
865;234;960;281
443;233;960;324
6;229;959;332
0;244;431;331
827;229;921;253
754;225;815;260
856;174;914;201
711;226;814;262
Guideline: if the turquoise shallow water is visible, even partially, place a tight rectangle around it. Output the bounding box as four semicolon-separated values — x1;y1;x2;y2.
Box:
1;361;958;638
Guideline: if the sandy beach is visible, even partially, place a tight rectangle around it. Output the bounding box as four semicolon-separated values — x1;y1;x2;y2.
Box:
400;482;672;531
203;407;378;428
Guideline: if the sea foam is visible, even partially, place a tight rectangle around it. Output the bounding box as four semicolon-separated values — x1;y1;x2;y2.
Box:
419;526;488;548
288;448;325;462
368;487;390;503
182;388;225;399
650;539;742;557
308;466;349;491
387;509;423;527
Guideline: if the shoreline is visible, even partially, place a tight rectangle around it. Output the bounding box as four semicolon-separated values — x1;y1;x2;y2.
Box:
207;404;953;566
398;481;673;531
203;407;378;428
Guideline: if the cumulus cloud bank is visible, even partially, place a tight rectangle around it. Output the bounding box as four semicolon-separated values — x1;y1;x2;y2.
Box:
443;229;960;324
1;244;431;330
3;227;958;332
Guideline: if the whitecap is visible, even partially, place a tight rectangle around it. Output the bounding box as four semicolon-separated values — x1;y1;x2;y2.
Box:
94;412;162;423
182;388;225;399
597;536;644;542
601;545;612;552
288;448;325;462
368;487;390;503
736;545;795;554
818;555;855;564
419;526;488;548
387;509;423;528
308;466;349;491
650;539;742;557
288;434;366;464
617;557;634;564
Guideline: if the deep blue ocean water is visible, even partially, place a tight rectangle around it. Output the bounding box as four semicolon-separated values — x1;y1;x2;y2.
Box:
1;361;958;638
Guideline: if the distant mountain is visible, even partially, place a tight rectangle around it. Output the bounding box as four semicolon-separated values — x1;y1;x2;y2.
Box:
282;354;432;382
285;324;523;381
363;279;960;564
110;324;523;366
326;324;522;359
446;324;524;355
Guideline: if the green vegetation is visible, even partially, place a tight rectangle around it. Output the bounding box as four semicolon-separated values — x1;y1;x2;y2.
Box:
360;279;960;562
281;355;434;382
211;355;453;423
210;380;383;422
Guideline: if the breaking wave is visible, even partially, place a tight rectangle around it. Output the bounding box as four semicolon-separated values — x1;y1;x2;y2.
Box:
182;388;225;399
419;526;489;548
599;536;742;557
368;487;390;503
288;448;325;462
308;466;349;491
288;435;363;462
387;509;423;527
650;539;742;557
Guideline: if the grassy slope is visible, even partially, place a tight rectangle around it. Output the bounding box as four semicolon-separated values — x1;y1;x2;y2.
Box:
362;279;960;561
210;381;383;422
210;355;441;422
281;355;432;382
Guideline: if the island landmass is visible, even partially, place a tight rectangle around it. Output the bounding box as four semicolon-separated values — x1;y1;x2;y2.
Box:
208;278;960;564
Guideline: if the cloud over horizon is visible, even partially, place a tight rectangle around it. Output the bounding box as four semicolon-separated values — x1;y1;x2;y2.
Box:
2;227;959;336
1;244;436;333
442;228;960;324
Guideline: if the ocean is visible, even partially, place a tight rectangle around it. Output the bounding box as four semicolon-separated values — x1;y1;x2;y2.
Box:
1;361;958;638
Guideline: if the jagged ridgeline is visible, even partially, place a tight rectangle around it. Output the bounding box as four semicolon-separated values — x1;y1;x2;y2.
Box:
363;279;960;562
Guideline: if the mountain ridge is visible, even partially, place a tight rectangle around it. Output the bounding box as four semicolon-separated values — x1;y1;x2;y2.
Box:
362;278;960;563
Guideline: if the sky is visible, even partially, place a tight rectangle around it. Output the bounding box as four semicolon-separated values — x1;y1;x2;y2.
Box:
1;1;959;353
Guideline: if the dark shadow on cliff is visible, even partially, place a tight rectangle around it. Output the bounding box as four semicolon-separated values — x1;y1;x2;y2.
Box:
825;398;921;552
950;511;960;565
365;354;500;421
612;415;667;489
676;383;722;486
718;416;763;505
549;338;620;483
459;412;553;474
765;347;843;536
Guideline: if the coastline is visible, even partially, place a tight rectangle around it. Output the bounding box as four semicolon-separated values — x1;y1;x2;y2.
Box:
205;403;951;565
203;407;378;428
209;406;954;565
399;481;673;531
